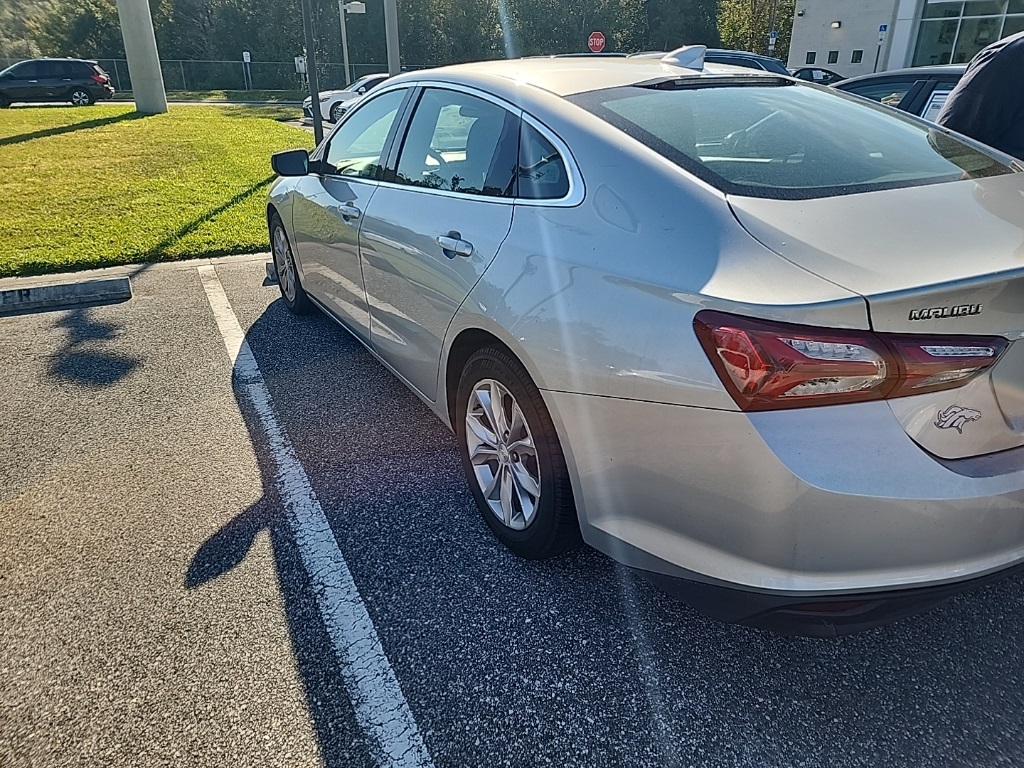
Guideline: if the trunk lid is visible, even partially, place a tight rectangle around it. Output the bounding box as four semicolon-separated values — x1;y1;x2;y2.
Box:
729;174;1024;460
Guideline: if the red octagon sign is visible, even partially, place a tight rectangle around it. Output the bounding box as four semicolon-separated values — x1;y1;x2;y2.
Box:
588;31;606;53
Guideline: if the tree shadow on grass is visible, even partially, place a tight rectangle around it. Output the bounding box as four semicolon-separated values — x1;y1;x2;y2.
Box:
0;110;149;148
144;175;276;258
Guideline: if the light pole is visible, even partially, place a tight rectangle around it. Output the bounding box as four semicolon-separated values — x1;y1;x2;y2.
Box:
338;0;366;87
300;0;324;144
383;0;401;76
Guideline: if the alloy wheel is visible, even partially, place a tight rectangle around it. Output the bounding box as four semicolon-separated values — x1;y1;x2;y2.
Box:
465;379;541;530
70;90;90;106
272;224;296;302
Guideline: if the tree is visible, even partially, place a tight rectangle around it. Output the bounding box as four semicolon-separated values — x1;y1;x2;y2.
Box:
647;0;720;51
718;0;795;59
1;0;53;59
32;0;124;59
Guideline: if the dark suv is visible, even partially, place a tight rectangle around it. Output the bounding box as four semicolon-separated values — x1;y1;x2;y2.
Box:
0;58;115;108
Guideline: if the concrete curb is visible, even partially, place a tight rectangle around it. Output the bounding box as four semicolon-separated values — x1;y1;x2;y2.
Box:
0;276;132;316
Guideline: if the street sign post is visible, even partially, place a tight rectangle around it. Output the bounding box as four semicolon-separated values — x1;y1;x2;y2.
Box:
874;24;889;72
242;50;251;90
768;30;778;52
588;31;606;53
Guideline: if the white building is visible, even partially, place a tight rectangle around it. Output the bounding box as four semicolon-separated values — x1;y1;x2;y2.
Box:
788;0;1024;76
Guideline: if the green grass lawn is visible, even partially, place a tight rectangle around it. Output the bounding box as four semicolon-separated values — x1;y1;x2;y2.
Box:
0;104;313;277
112;89;307;103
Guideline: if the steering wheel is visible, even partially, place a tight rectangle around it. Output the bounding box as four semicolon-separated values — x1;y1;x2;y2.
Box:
426;148;454;180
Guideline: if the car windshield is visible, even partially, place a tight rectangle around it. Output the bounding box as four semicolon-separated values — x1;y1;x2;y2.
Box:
570;80;1015;200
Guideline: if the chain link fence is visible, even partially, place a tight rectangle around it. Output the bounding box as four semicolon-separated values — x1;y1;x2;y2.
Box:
0;58;434;92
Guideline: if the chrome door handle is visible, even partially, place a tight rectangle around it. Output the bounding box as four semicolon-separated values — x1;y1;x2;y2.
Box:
334;202;361;221
437;232;474;258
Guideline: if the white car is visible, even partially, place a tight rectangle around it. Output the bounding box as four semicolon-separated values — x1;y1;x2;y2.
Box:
302;73;389;123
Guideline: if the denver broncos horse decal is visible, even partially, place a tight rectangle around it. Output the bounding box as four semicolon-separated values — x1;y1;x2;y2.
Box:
934;406;982;434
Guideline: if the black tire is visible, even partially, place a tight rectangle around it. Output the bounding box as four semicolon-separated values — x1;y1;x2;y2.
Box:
0;94;9;109
456;347;581;559
329;101;345;123
69;88;94;106
269;213;313;315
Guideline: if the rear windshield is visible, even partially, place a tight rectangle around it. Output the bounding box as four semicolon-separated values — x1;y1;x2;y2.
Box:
569;80;1015;200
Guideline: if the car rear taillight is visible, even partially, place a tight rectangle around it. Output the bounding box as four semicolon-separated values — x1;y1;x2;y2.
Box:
91;73;108;84
694;310;1007;411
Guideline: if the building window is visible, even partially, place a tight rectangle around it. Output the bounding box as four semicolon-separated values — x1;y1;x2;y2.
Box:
914;0;1024;66
852;49;864;63
806;51;817;64
828;50;839;64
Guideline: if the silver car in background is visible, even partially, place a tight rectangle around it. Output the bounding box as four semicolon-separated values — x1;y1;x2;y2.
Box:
267;48;1024;636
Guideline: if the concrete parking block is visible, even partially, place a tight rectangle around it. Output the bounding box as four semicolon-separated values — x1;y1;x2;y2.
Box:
0;275;132;316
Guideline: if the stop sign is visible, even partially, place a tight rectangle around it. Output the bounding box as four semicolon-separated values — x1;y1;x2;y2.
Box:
588;31;606;53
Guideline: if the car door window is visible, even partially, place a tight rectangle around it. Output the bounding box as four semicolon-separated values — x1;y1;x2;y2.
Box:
36;61;62;78
323;88;407;179
842;79;921;108
11;61;40;79
518;123;569;200
395;88;519;197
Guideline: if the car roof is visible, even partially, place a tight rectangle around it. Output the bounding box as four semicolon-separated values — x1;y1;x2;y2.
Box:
839;64;967;85
706;48;783;62
398;56;772;98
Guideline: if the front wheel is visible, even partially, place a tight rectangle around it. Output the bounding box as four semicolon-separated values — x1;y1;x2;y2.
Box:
329;101;346;123
69;88;94;106
269;214;312;314
0;94;9;109
456;347;581;560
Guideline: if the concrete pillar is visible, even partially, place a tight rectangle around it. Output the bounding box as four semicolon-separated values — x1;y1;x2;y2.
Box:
115;0;168;114
885;0;922;70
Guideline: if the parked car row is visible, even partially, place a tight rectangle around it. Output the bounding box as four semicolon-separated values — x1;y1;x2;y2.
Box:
268;47;1024;637
302;72;390;123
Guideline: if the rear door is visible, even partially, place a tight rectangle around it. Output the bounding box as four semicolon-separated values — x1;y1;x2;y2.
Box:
35;60;66;99
359;86;519;400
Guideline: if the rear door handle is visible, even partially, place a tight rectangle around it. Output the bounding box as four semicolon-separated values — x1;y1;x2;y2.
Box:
437;231;474;258
333;202;361;221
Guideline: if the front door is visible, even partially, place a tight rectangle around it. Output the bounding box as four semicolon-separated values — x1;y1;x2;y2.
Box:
5;61;43;101
360;87;520;400
289;87;410;341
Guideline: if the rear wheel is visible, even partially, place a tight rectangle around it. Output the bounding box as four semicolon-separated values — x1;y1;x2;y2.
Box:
69;88;93;106
456;347;581;559
269;213;312;314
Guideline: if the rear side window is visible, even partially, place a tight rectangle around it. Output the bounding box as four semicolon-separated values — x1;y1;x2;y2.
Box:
36;60;63;77
518;123;569;200
569;81;1014;200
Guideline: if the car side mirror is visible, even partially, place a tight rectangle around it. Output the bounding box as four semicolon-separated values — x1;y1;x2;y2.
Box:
356;86;367;94
271;148;310;177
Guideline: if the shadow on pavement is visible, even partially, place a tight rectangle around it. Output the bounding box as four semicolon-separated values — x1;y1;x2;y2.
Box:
188;292;1024;767
0;109;147;148
47;307;140;387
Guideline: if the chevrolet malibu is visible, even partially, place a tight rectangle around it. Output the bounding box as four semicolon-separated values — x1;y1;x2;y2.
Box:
266;49;1024;637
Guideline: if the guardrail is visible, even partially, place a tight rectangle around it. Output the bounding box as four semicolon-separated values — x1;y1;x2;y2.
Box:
0;58;436;92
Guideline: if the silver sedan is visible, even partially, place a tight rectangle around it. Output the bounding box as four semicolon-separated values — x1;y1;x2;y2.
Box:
267;49;1024;636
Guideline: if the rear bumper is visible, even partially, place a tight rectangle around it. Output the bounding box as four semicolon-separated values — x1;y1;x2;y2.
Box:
643;561;1024;637
544;391;1024;624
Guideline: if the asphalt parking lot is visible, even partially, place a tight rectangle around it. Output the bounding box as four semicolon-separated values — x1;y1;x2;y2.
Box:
4;255;1024;767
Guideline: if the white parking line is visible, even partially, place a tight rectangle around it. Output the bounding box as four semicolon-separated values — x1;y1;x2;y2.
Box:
198;265;434;768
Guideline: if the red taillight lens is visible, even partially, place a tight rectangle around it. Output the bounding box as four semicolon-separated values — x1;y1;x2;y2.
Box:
694;310;1007;411
91;73;108;84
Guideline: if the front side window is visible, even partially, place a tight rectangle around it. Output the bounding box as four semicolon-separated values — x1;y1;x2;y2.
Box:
10;61;41;79
570;81;1014;200
324;88;407;178
395;88;519;197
